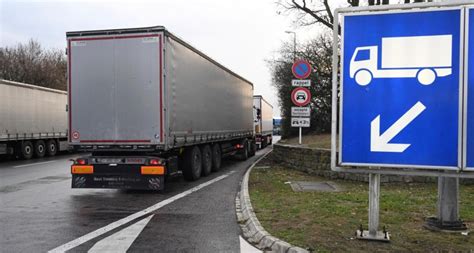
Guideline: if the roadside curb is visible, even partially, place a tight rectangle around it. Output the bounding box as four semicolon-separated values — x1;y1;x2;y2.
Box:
236;150;309;253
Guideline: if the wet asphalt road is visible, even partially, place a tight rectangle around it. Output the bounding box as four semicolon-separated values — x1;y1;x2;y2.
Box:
0;138;278;253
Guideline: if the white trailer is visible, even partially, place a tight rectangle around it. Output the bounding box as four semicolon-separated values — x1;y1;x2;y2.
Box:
253;95;273;149
350;35;453;86
67;26;256;190
0;79;69;159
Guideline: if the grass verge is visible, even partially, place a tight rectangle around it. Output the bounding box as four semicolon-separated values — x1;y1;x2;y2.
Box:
249;158;474;252
278;134;332;149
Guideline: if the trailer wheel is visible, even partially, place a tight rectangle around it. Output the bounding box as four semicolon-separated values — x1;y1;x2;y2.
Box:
239;140;249;161
183;146;202;181
20;141;34;160
200;145;212;177
34;140;46;158
249;140;256;157
268;136;273;145
46;139;58;156
211;144;222;172
261;138;267;149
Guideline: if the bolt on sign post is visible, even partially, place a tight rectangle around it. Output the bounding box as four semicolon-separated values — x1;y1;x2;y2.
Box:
291;60;312;145
331;2;474;241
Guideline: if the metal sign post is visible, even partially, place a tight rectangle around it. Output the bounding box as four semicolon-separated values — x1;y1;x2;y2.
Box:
299;127;302;145
357;172;389;241
290;61;312;145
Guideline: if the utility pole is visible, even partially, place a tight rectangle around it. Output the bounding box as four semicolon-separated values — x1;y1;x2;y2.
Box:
285;30;302;144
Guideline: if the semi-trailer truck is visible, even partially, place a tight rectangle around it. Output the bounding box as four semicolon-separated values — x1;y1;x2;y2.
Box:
253;95;273;149
67;26;256;190
0;79;69;159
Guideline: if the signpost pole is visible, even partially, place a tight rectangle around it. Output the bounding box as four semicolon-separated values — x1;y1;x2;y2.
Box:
438;177;459;223
356;171;389;241
299;127;302;145
425;177;466;230
368;173;380;237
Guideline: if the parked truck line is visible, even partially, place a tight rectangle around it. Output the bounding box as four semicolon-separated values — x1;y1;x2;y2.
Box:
0;79;69;159
253;95;273;149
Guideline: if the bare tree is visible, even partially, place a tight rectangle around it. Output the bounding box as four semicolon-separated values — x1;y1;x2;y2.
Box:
277;0;400;32
0;39;67;90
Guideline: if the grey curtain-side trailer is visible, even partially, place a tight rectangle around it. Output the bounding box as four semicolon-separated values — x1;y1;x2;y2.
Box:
67;26;256;190
0;79;69;159
253;95;273;149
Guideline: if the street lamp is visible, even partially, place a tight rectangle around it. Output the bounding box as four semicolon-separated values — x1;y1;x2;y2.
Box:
285;30;296;61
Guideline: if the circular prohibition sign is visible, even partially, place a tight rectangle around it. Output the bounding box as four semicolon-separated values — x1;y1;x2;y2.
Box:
291;87;311;106
291;59;312;79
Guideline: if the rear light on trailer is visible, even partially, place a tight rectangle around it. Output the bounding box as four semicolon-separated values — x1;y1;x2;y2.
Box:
76;158;87;165
235;144;244;149
141;166;165;175
149;159;162;165
71;165;94;174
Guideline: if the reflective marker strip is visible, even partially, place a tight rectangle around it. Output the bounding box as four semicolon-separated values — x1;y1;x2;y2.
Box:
140;166;165;175
71;165;94;174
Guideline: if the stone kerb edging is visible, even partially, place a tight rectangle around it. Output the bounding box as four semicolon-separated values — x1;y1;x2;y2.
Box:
236;150;309;253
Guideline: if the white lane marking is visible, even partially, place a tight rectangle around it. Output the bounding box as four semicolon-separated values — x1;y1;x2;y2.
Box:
88;214;155;253
48;171;236;253
13;160;57;168
239;236;261;253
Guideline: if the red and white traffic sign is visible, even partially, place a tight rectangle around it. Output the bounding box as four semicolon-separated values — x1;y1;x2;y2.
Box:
72;131;80;140
291;87;311;106
292;59;312;79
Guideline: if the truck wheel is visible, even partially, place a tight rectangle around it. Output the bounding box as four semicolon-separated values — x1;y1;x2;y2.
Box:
200;145;212;177
34;140;46;158
183;146;202;181
20;141;34;160
239;140;249;161
261;138;267;149
211;144;222;172
46;139;58;156
355;69;372;86
249;140;256;157
417;69;436;85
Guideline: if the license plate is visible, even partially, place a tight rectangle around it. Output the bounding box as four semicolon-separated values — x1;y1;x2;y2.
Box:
97;158;123;164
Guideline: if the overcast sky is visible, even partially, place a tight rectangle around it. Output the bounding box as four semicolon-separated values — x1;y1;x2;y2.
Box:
0;0;349;118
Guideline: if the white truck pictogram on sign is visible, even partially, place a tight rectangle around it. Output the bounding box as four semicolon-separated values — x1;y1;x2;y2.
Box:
350;35;452;86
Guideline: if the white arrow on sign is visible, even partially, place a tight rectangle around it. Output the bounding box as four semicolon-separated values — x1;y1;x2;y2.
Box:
371;101;426;153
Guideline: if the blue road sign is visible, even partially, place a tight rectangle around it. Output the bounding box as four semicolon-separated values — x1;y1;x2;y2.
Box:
292;60;312;79
340;9;462;169
467;8;474;170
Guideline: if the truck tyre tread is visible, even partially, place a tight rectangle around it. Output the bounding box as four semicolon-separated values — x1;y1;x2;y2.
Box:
46;139;58;156
200;145;212;177
211;144;222;172
20;141;34;160
182;146;202;181
249;140;256;157
34;140;46;158
239;140;249;161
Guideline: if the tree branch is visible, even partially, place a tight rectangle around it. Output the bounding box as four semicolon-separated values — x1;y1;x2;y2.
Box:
291;0;333;30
